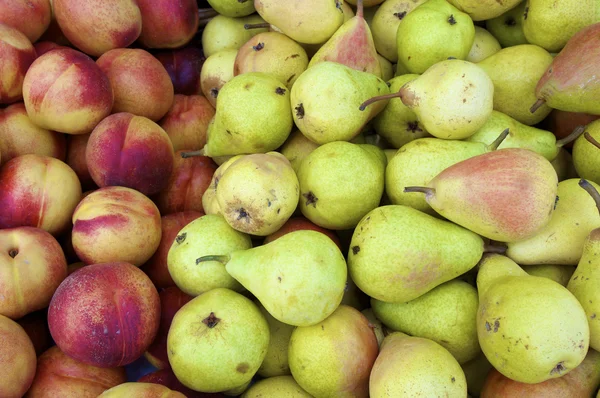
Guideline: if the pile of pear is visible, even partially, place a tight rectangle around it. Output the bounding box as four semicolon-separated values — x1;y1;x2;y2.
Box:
164;0;600;396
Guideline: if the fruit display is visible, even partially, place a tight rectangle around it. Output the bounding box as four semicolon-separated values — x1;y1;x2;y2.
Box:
3;0;600;397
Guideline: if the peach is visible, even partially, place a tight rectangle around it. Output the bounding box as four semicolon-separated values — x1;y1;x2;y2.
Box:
144;286;193;369
47;262;161;368
138;368;226;398
53;0;142;57
86;113;175;196
25;345;127;397
0;314;37;398
264;216;343;251
65;133;96;190
137;0;199;49
0;102;67;165
99;382;186;398
17;309;52;356
33;41;65;56
142;211;204;288
0;0;52;43
153;151;217;215
160;94;215;152
0;23;37;104
0;226;68;319
71;186;162;266
22;47;113;135
96;48;174;121
0;154;82;235
154;46;205;95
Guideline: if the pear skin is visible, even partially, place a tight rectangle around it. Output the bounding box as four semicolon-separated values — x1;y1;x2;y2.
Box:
466;26;501;63
522;264;575;287
202;154;244;215
256;302;295;378
202;14;268;58
288;305;379;398
200;49;238;108
573;120;600;185
476;254;589;384
485;2;528;48
369;332;467;397
361;308;386;346
225;230;347;327
462;353;494;397
348;205;484;303
551;148;578;182
405;148;558;243
207;0;255;18
279;129;320;173
378;54;394;81
447;0;521;21
242;376;313;397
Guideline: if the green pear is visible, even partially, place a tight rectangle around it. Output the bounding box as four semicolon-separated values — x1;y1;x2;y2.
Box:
340;274;371;310
485;1;528;48
254;0;345;44
256;302;295;378
278;129;320;173
404;148;558;242
213;152;299;236
291;61;390;144
371;0;427;62
233;32;309;89
202;14;268;57
466;26;501;63
552;147;579;182
200;49;238;108
201;72;293;157
168;288;270;393
446;0;521;20
224;380;252;396
370;332;467;397
214;230;348;326
573;121;600;185
396;0;475;74
297;141;385;230
348;205;484;303
568;179;600;352
361;308;386;346
167;214;251;296
461;353;494;397
385;130;508;214
371;280;480;364
521;264;576;287
288;305;379;397
202;155;244;215
476;254;589;384
522;0;600;52
242;376;313;397
477;44;553;125
206;0;255;17
506;178;600;265
378;54;394;81
372;74;429;149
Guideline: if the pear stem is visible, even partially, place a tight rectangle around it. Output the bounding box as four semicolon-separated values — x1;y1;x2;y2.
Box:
244;22;271;30
195;255;230;265
403;186;435;195
359;92;401;111
181;149;205;158
584;132;600;150
579;179;600;216
529;98;546;114
556;125;586;148
483;243;508;254
488;128;510;151
357;0;364;19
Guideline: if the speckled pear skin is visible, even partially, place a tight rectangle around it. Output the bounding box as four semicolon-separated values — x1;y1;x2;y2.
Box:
242;375;313;397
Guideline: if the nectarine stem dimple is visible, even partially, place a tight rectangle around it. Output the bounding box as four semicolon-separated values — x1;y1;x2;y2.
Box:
579;179;600;216
403;186;435;195
488;128;510;151
529;98;546;114
244;22;271;30
195;255;230;265
181;150;205;158
483;243;508;254
359;92;402;111
556;125;586;148
584;131;600;150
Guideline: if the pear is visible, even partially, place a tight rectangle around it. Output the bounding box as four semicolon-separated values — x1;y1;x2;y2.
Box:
340;274;371;310
292;61;390;144
348;205;485;303
396;0;475;74
288;305;379;398
224;381;252;396
167;288;270;393
207;0;255;17
256;302;295;378
476;254;589;384
362;59;494;140
370;0;426;63
506;178;600;265
297;141;384;230
203;230;348;327
202;14;268;57
201;155;243;216
404;148;558;242
308;0;381;77
522;0;600;53
372;74;429;148
378;54;394;81
477;44;553;125
485;1;528;47
370;332;467;397
254;0;345;44
573;120;600;184
551;147;579;182
447;0;521;20
200;48;238;108
361;308;386;346
242;376;313;397
166;214;251;296
233;32;309;89
466;26;502;63
461;353;494;397
371;279;480;364
386;130;508;214
522;264;576;287
198;72;293;157
278;129;320;173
